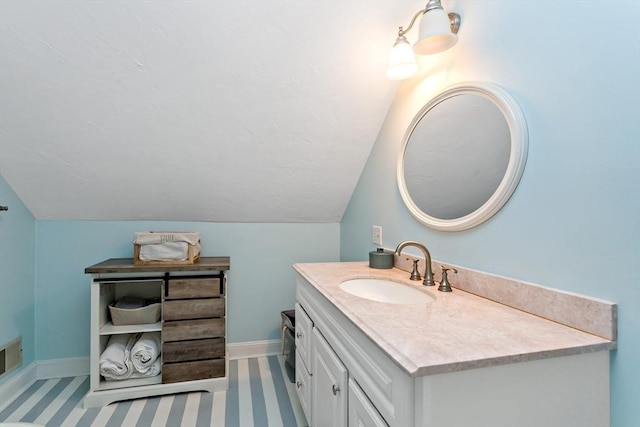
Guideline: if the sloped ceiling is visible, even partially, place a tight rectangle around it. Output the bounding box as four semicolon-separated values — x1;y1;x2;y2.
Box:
0;0;410;222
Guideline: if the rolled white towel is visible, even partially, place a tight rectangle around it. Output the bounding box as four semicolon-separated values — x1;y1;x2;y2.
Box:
106;358;161;381
99;333;137;380
131;332;161;373
131;358;161;378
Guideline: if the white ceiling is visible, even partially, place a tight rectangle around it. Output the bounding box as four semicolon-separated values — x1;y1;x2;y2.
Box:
0;0;411;222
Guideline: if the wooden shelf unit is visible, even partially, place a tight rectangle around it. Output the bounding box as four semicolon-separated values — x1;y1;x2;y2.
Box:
83;257;230;408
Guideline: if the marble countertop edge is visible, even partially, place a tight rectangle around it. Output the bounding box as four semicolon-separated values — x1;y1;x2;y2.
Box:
410;342;617;377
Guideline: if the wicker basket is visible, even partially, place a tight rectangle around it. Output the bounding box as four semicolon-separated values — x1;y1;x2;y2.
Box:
109;303;161;326
133;231;201;265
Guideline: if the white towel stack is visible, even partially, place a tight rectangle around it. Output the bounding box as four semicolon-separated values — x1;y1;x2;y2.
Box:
100;332;161;381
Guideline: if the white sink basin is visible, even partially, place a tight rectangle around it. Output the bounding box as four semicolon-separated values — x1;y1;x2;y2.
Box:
339;278;434;304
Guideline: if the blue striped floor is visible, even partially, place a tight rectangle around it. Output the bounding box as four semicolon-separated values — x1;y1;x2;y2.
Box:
0;356;307;427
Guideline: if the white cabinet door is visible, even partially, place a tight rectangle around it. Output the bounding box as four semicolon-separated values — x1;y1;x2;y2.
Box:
312;328;347;427
348;378;388;427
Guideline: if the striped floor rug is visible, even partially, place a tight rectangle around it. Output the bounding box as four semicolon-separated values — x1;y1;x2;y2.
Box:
0;356;307;427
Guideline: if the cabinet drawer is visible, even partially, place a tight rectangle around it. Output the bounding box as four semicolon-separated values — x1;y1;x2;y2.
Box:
163;338;225;363
295;351;312;423
163;318;225;342
295;303;313;372
165;278;223;299
163;298;224;321
162;358;225;384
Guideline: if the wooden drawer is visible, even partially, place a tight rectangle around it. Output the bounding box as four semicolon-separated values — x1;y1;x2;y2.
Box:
163;338;225;363
162;358;225;384
165;277;223;300
163;318;225;342
163;298;225;321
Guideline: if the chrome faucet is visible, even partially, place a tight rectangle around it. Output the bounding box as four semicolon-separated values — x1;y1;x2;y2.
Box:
394;240;434;287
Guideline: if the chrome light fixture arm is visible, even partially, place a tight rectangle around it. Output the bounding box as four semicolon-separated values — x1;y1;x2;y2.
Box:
387;0;461;80
395;9;426;40
395;0;460;41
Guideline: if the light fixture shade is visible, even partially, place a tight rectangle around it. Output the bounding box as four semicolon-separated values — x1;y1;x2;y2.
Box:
413;7;458;55
386;38;418;80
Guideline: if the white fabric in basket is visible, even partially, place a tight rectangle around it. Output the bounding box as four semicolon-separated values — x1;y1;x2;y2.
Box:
140;241;184;261
138;241;201;261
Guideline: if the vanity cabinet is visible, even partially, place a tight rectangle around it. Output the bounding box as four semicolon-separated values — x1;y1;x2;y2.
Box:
296;278;412;427
84;257;230;408
295;270;612;427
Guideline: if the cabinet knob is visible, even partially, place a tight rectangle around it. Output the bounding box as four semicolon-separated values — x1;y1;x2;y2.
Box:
296;331;302;339
296;381;303;389
332;384;340;395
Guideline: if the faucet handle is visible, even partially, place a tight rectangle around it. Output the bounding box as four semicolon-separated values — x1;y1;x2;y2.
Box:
409;258;422;281
438;265;457;292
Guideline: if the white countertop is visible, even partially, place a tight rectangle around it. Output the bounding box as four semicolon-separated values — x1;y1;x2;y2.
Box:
293;262;615;377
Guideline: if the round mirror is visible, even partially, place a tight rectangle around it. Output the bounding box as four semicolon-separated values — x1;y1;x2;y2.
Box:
397;82;528;231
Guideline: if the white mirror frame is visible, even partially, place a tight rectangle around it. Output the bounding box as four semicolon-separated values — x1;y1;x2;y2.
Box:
397;82;528;231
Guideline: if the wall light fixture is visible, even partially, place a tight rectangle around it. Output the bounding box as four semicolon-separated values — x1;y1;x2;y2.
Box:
386;0;461;80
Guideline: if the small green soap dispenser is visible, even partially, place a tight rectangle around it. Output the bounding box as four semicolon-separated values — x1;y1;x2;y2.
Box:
369;248;394;269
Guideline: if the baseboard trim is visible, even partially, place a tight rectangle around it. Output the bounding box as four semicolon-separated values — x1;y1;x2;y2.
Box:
228;339;281;360
36;356;89;379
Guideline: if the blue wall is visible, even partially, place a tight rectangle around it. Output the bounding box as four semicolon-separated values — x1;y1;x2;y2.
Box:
341;1;639;425
0;175;36;385
1;173;339;381
34;221;339;360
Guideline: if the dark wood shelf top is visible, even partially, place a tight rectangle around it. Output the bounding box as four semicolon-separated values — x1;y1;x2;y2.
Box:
85;257;230;274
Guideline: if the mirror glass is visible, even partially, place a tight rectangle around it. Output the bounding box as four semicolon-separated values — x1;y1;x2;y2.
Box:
398;82;528;231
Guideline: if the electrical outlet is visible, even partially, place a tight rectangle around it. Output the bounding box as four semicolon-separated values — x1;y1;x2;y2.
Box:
372;226;382;245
